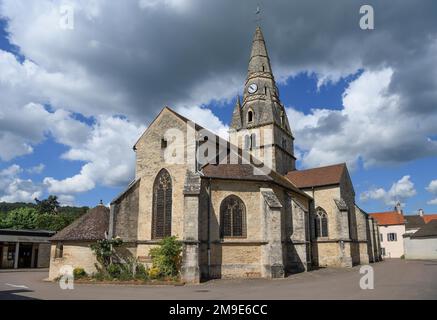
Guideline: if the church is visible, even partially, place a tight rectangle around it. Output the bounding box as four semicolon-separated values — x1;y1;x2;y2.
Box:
49;27;382;282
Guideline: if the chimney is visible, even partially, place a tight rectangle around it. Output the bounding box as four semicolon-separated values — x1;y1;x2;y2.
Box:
395;201;403;214
418;208;424;217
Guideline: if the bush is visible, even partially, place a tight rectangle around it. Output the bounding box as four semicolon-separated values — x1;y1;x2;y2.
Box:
73;267;87;279
135;264;149;281
148;267;161;280
107;264;122;278
149;236;182;278
90;237;123;269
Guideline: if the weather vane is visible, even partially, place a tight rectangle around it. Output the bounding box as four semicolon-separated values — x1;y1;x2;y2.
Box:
255;3;262;25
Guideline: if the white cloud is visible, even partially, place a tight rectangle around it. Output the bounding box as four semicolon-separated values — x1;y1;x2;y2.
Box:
57;194;75;207
428;199;437;205
44;116;145;194
26;164;45;174
176;105;229;139
0;164;42;202
426;180;437;194
287;68;437;169
426;179;437;205
360;175;417;206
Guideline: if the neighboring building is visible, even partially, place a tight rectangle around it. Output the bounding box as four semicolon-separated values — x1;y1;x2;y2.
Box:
403;209;437;260
0;229;54;269
370;204;406;258
49;26;378;282
49;204;109;280
404;220;437;260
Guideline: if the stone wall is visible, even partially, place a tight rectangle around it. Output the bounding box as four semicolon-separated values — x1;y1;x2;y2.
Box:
112;180;140;242
135;109;194;243
37;243;51;268
48;242;98;280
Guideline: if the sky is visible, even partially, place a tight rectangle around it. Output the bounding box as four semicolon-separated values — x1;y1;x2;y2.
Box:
0;0;436;215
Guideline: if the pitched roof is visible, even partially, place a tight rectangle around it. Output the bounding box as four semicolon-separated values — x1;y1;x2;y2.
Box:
411;220;437;238
285;163;346;189
404;215;426;229
369;211;406;226
203;163;309;198
51;205;109;241
423;214;437;224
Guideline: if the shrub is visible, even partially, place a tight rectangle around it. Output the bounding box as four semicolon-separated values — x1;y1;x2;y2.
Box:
73;267;87;279
90;237;123;269
107;263;122;278
149;236;182;278
135;264;149;281
148;267;161;280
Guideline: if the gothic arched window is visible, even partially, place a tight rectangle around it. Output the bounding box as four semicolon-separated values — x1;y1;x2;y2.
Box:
314;207;328;238
152;169;172;239
220;195;247;238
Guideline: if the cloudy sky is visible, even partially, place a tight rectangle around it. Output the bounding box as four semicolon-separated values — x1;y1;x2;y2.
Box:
0;0;436;214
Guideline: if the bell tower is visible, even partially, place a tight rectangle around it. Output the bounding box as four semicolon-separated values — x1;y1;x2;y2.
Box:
230;26;296;174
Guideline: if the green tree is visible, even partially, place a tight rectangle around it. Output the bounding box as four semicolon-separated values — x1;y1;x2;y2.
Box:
0;207;39;229
35;195;60;214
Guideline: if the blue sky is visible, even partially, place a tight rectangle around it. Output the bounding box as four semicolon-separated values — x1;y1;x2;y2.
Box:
1;1;436;215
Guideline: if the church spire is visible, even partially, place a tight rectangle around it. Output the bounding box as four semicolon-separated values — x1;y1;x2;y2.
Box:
229;26;296;174
247;26;273;77
240;26;289;133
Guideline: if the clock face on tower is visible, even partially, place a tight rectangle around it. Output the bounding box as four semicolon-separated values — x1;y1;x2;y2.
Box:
248;83;258;94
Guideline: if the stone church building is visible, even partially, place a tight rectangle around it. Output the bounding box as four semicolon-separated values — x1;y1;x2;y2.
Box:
49;27;381;282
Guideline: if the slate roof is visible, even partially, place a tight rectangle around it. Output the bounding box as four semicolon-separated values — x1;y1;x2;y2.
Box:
411;220;437;238
51;205;109;241
369;211;406;226
285;163;346;189
404;215;426;230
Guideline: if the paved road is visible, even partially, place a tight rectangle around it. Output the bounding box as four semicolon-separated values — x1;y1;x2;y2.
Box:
1;259;436;300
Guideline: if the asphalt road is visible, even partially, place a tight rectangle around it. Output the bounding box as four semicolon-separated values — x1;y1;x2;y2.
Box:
1;259;436;300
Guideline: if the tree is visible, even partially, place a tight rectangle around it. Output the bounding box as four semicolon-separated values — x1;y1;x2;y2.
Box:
0;207;39;230
35;195;60;214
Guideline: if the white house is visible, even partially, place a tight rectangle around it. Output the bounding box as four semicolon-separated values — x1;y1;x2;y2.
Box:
370;204;406;258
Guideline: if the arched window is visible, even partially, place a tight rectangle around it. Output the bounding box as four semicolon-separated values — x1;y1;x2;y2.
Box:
247;110;254;123
314;207;328;238
220;195;247;238
152;169;172;239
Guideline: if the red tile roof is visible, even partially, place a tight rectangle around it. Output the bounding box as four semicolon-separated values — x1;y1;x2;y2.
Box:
423;214;437;224
285;163;346;189
369;211;406;226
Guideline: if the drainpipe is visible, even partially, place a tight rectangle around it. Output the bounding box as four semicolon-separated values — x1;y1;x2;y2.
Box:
207;178;212;278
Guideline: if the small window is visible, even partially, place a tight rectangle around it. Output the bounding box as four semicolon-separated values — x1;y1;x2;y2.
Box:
248;110;253;123
250;133;256;149
387;233;397;242
161;138;168;149
55;243;63;259
379;233;383;242
381;248;386;256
